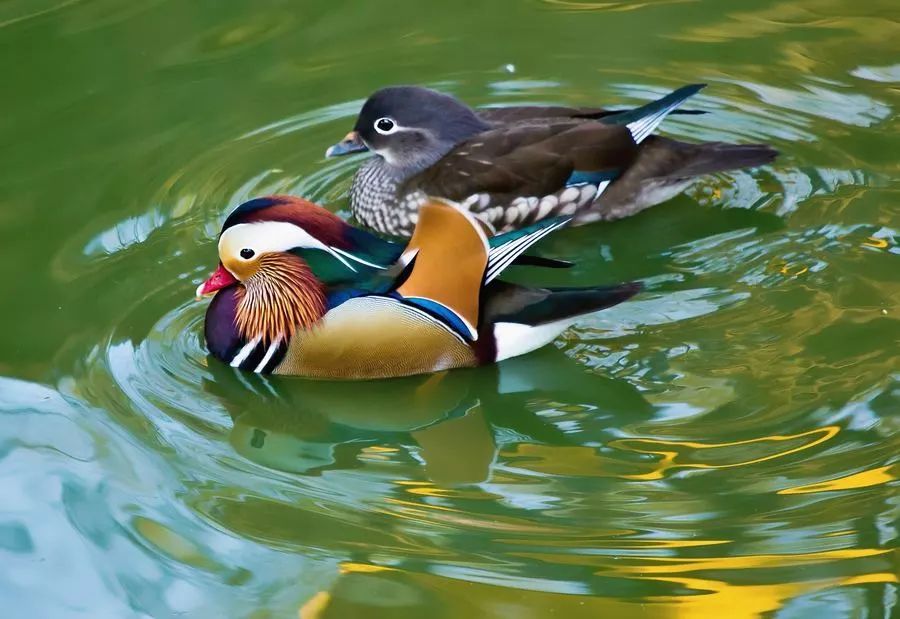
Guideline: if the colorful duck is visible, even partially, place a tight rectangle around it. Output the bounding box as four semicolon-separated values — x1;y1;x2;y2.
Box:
326;84;777;237
196;195;640;379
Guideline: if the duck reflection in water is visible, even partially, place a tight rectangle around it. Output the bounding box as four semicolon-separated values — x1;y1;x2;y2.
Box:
203;343;653;485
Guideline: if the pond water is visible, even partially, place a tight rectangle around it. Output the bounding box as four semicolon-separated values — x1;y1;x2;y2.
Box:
1;0;897;617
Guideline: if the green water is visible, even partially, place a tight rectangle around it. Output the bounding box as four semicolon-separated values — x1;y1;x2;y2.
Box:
1;0;898;617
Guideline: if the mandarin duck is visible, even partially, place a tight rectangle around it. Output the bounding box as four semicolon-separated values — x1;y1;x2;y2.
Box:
196;195;640;379
325;84;778;237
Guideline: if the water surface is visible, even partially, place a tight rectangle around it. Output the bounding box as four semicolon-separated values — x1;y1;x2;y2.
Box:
0;0;898;617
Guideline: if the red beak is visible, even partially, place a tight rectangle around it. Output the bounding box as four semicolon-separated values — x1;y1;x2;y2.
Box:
196;263;238;299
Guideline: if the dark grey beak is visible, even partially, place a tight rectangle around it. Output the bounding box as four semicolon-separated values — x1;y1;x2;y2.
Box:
325;131;369;157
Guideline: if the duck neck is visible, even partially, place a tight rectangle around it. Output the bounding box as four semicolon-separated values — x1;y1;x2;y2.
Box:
375;149;446;181
235;254;327;346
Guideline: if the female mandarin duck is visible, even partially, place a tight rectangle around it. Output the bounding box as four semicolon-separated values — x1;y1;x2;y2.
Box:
326;84;778;237
196;195;640;379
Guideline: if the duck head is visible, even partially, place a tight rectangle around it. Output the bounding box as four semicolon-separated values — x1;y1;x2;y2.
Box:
197;196;393;346
326;86;489;173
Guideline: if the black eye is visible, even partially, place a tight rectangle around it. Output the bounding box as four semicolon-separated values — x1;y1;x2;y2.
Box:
375;117;396;134
240;248;255;259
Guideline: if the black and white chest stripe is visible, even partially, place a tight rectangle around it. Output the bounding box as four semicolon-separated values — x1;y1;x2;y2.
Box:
226;336;289;374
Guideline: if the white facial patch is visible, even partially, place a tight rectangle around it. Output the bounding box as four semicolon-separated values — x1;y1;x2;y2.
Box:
219;221;356;272
373;147;399;166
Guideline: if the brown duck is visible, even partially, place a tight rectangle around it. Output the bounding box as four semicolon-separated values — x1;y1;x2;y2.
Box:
326;84;778;237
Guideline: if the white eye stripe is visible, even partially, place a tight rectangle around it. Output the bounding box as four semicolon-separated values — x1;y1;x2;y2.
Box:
219;221;355;271
374;117;399;135
220;222;325;255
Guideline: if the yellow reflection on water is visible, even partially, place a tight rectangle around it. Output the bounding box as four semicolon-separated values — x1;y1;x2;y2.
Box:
862;236;890;249
297;554;898;619
506;426;841;480
842;572;899;585
609;425;839;480
778;463;897;494
643;574;886;619
298;591;331;619
510;547;891;573
598;547;891;574
769;257;810;277
364;446;400;453
339;562;397;575
504;538;725;549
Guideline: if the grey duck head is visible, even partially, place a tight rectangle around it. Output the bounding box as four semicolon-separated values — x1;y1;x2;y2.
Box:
327;86;490;175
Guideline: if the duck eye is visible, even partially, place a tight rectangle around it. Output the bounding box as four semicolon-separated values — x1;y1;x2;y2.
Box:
374;117;397;135
240;248;255;260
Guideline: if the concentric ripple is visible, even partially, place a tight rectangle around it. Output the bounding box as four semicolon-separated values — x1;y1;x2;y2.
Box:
26;68;894;617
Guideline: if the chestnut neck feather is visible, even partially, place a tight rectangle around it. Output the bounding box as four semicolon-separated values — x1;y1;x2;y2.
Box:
235;254;326;345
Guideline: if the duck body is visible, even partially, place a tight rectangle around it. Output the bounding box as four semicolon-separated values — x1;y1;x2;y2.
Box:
207;292;478;378
328;84;778;237
198;195;639;380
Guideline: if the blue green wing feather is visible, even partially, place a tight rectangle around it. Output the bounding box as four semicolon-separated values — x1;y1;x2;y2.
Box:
290;228;403;288
601;83;706;144
486;216;572;283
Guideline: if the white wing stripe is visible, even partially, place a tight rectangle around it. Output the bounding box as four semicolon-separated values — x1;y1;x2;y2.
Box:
486;226;551;275
487;217;568;266
486;228;554;282
330;246;387;270
487;229;541;268
592;180;611;203
627;100;684;144
485;219;568;283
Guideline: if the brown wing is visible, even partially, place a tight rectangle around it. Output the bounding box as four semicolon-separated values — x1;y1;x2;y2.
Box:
403;121;640;206
477;106;619;123
397;199;489;338
478;106;706;125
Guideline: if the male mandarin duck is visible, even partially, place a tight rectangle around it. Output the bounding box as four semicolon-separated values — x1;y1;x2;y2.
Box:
326;83;778;237
196;195;640;379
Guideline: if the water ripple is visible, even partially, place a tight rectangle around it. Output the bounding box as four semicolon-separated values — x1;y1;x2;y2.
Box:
5;18;896;614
